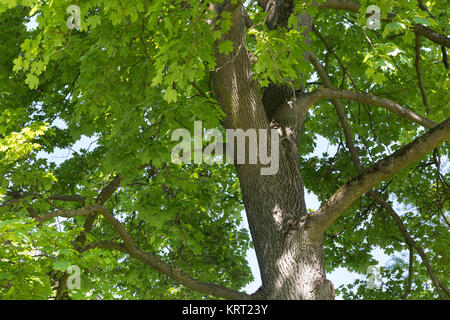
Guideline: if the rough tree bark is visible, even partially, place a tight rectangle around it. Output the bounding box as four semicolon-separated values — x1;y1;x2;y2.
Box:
210;0;450;300
212;1;333;300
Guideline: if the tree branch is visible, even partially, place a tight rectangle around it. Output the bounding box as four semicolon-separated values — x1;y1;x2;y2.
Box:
413;24;450;49
371;191;448;300
320;93;448;300
417;0;435;19
75;240;126;253
310;118;450;235
309;87;437;129
319;0;450;48
414;34;430;113
90;205;252;300
96;175;122;206
307;52;365;169
402;245;414;300
257;0;295;30
77;175;122;245
55;273;69;300
312;25;358;90
36;206;95;223
318;0;360;12
2;192;86;207
306;52;435;128
35;203;252;299
416;0;448;69
309;53;448;298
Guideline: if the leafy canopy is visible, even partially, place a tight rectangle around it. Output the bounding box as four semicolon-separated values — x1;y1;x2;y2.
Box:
0;0;448;299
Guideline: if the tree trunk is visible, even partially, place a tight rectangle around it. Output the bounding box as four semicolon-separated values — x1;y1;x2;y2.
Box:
210;1;335;300
242;171;334;300
210;1;334;300
232;103;334;300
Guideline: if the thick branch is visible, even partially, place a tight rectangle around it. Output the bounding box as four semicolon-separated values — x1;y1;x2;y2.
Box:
36;206;94;222
257;0;294;30
310;118;450;234
416;0;448;69
91;205;252;300
413;24;450;49
96;175;122;205
318;0;360;12
36;203;251;299
55;273;69;300
313;52;448;298
309;87;437;129
2;192;86;207
77;175;122;245
303;52;435;129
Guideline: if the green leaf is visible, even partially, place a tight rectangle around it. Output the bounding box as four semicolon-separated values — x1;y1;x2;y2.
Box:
164;87;177;103
52;261;72;272
25;73;39;89
218;40;234;55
